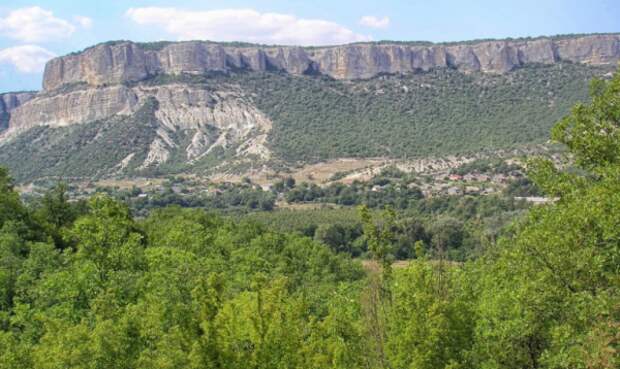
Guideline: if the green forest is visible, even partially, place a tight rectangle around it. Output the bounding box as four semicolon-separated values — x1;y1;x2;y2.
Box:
240;63;610;162
0;69;619;368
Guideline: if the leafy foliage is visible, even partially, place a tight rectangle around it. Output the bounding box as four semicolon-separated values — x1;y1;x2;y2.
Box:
0;64;618;369
472;68;620;369
0;189;365;368
235;63;610;162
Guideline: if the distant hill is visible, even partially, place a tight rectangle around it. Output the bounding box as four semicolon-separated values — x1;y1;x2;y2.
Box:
0;34;617;182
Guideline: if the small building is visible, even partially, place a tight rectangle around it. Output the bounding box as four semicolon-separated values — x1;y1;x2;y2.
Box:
514;196;556;205
465;186;480;194
463;173;476;182
492;174;508;183
482;188;496;195
371;185;387;192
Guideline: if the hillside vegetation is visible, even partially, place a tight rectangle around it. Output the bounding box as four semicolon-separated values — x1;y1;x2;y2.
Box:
239;63;611;161
0;63;612;183
0;68;618;368
0;99;160;181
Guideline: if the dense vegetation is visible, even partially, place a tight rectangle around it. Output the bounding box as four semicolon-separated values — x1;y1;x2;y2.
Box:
104;179;277;215
0;99;160;182
87;168;531;262
0;63;610;183
239;63;611;162
0;67;618;369
245;193;528;261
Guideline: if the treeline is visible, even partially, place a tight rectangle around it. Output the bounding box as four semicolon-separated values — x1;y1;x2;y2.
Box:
0;169;365;368
100;179;276;216
92;167;533;261
279;169;424;208
246;193;528;261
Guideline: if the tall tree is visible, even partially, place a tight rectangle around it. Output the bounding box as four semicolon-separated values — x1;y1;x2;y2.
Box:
472;68;620;369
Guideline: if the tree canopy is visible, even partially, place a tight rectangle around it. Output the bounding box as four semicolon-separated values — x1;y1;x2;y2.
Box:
0;67;619;368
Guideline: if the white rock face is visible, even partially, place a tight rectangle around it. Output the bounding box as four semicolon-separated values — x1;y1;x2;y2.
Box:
133;84;272;166
1;83;273;168
6;86;139;136
40;34;620;90
0;92;37;130
140;138;171;169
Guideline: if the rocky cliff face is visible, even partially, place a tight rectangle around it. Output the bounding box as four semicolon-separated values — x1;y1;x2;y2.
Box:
0;92;36;111
0;34;617;180
6;86;138;135
3;84;272;168
41;34;620;90
0;92;37;131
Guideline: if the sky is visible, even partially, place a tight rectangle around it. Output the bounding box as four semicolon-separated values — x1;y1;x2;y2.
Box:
0;0;618;92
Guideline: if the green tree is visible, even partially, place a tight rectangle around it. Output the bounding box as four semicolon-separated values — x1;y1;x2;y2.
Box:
359;205;396;278
67;194;145;276
472;67;620;369
33;183;83;249
386;261;474;369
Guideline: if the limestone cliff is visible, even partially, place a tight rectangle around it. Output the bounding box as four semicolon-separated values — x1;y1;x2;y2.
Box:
6;86;138;135
41;34;620;90
0;34;617;180
2;83;272;169
0;92;37;130
0;92;36;111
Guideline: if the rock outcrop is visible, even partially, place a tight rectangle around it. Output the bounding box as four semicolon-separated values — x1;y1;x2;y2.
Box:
0;92;36;112
0;92;36;127
1;33;618;177
41;34;620;90
6;86;138;135
2;83;272;168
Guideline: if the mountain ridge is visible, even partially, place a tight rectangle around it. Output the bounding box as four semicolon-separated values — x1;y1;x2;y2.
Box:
40;33;620;91
0;33;617;182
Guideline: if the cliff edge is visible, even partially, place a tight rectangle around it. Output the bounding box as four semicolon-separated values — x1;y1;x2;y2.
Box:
42;34;620;90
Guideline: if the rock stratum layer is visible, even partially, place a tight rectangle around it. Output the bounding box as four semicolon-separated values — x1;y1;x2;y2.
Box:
42;34;620;90
0;92;36;118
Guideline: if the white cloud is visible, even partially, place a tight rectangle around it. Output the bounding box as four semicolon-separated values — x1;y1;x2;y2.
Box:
359;16;390;29
126;7;370;45
0;45;56;73
0;6;75;42
74;15;93;29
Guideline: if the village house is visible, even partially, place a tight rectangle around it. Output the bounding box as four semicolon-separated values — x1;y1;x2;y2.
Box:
371;184;388;192
514;196;557;205
465;186;481;194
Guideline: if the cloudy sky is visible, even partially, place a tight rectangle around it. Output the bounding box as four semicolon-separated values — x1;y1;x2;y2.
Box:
1;0;618;92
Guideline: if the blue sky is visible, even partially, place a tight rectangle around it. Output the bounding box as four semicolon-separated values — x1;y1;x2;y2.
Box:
0;0;618;92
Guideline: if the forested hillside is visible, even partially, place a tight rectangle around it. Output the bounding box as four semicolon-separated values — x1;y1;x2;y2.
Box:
0;68;618;368
0;62;612;182
241;63;611;161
